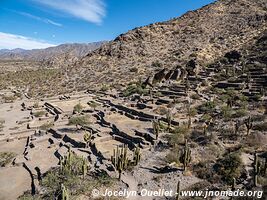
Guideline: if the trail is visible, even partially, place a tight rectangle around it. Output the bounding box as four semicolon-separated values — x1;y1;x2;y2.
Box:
121;173;142;200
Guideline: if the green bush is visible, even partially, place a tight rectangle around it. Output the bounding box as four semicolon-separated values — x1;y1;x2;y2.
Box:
0;152;16;167
33;111;46;118
253;122;267;132
122;83;148;97
73;103;84;113
232;108;247;118
221;106;233;120
39;153;115;199
39;122;53;130
3;95;16;103
215;152;243;184
100;84;109;92
88;101;99;109
165;126;189;147
165;146;180;164
0;119;4;131
198;101;216;114
68;115;91;128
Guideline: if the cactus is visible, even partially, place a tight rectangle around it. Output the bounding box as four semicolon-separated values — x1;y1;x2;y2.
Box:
67;146;73;170
133;146;141;166
181;139;191;171
111;144;130;180
61;184;69;200
176;180;180;200
185;78;190;94
152;118;160;140
203;120;212;136
166;109;172;131
83;131;92;148
264;157;267;176
82;157;88;179
234;120;242;135
253;152;260;187
111;145;142;180
245;116;253;135
231;177;236;191
59;156;63;172
187;101;196;129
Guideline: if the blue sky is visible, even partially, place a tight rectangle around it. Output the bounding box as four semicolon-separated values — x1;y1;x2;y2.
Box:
0;0;215;49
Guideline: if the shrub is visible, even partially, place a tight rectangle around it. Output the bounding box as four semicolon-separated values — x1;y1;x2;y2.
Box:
193;161;217;182
0;119;4;131
200;113;212;122
39;122;53;130
38;153;115;199
33;111;46;118
68;115;91;128
153;106;168;115
221;106;233;120
73;103;84;113
253;122;267;132
88;101;99;109
198;101;216;114
122;83;148;97
129;67;138;73
245;132;267;149
166;126;189;147
214;152;243;184
191;93;200;100
165;146;180;164
3;95;16;103
100;84;109;92
0;152;16;167
232;108;247;118
33;102;39;108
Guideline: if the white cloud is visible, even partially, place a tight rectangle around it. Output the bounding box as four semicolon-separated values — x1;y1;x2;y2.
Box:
15;11;63;27
32;0;106;24
0;32;56;50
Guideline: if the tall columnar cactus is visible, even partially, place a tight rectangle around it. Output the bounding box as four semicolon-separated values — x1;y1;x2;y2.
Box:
166;109;172;131
234;120;242;135
83;131;92;148
111;144;129;180
231;177;236;191
264;157;267;176
133;146;141;166
181;139;191;171
176;180;180;200
187;101;196;129
203;122;208;136
245;116;253;135
82;157;88;179
185;78;190;94
60;156;64;172
253;152;260;187
61;184;69;200
67;146;73;170
152;118;160;140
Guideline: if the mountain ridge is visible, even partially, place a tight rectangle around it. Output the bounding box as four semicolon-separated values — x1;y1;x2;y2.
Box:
0;41;107;61
72;0;266;86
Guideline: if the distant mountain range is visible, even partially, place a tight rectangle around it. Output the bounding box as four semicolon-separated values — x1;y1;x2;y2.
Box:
0;42;106;61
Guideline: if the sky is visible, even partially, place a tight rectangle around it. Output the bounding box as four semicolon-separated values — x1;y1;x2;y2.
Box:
0;0;216;50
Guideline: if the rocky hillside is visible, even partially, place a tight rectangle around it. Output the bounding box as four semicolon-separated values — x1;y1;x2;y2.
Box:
75;0;266;85
0;0;266;96
0;42;105;62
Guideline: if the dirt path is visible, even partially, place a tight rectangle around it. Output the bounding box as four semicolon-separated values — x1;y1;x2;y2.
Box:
121;173;141;200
